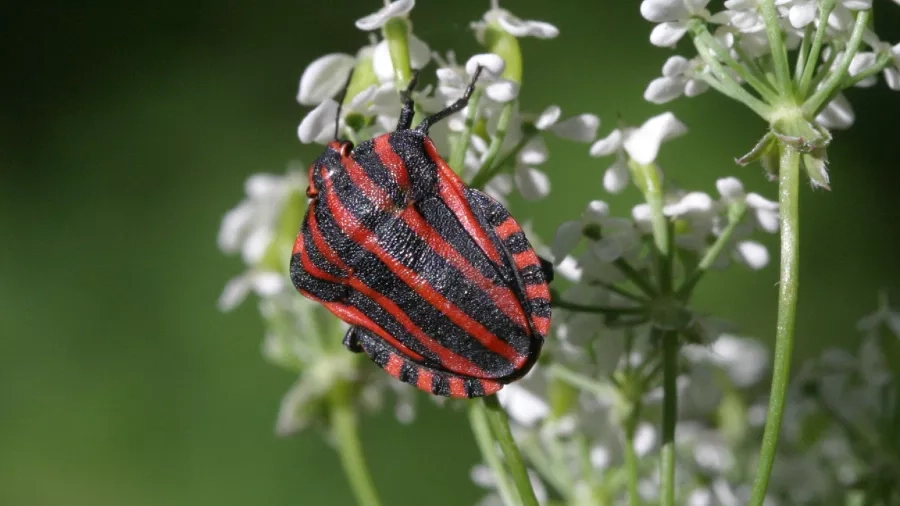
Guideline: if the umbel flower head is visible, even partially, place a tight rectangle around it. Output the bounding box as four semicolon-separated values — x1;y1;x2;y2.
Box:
639;0;900;189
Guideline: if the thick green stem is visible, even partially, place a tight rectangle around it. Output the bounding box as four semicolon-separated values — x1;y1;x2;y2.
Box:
749;145;801;506
382;18;412;90
329;384;383;506
760;0;792;94
482;396;540;506
468;402;519;506
796;0;837;96
448;89;484;174
659;329;679;506
803;10;871;116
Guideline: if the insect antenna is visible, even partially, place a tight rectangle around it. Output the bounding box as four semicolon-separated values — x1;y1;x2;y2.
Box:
333;68;355;140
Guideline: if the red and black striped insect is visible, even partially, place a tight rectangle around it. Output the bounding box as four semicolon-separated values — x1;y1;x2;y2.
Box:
290;68;552;398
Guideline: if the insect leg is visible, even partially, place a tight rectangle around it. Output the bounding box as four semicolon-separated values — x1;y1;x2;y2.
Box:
342;326;365;353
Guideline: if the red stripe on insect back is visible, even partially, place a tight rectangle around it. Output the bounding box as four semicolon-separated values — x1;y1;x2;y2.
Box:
385;353;404;379
295;224;344;284
323;176;526;367
416;368;434;392
531;316;551;336
345;155;530;331
373;135;411;190
307;205;352;276
495;217;521;241
526;283;551;301
423;138;504;266
311;197;489;377
480;379;504;396
512;250;542;272
448;376;466;398
292;230;304;255
322;301;427;363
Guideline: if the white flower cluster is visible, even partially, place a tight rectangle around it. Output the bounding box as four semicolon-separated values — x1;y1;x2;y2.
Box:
295;0;599;203
640;0;900;130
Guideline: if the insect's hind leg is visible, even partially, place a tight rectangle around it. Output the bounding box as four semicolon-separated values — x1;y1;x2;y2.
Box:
351;327;503;398
342;326;364;353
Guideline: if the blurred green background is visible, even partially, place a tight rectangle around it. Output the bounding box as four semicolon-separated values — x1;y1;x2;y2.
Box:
2;1;899;505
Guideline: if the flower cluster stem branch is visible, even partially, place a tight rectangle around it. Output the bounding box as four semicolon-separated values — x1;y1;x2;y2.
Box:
676;202;748;299
803;10;871;116
329;383;383;506
470;102;516;189
468;402;519;506
659;329;679;506
690;21;779;103
760;0;792;94
624;415;643;506
797;0;837;96
749;145;801;506
482;396;540;506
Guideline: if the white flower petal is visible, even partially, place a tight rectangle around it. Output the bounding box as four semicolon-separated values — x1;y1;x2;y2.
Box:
514;166;551;201
843;0;872;9
815;93;855;130
297;53;355;106
711;334;769;386
592;237;624;262
218;204;252;253
716;177;745;200
789;3;817;28
484;80;520;103
603;156;630;194
683;79;709;96
650;21;689;47
242;227;274;264
735;240;769;269
465;53;506;78
640;0;689;22
535;105;561;130
252;271;287;297
355;0;415;31
582;200;610;224
634;423;658;456
497;383;550;426
552;221;583;260
745;192;778;211
885;68;900;91
519;136;548;165
298;99;339;144
589;129;624;157
662;55;690;76
496;11;559;39
624;112;687;164
218;274;251;311
548;114;600;142
664;192;713;216
644;76;685;104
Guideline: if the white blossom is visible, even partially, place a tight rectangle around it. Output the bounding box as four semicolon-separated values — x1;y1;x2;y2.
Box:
355;0;415;31
472;1;559;41
590;113;688;187
218;171;305;265
296;53;356;106
645;55;711;104
640;0;712;47
715;177;779;233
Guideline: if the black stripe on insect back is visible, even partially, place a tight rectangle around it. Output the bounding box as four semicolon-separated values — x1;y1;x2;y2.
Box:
314;188;518;378
464;378;485;398
345;289;442;367
519;264;546;286
324;167;533;356
351;139;407;208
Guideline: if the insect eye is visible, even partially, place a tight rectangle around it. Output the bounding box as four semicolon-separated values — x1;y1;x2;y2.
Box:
306;185;317;198
339;141;354;158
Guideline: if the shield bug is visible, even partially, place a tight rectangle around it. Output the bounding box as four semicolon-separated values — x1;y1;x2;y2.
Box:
290;67;552;398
